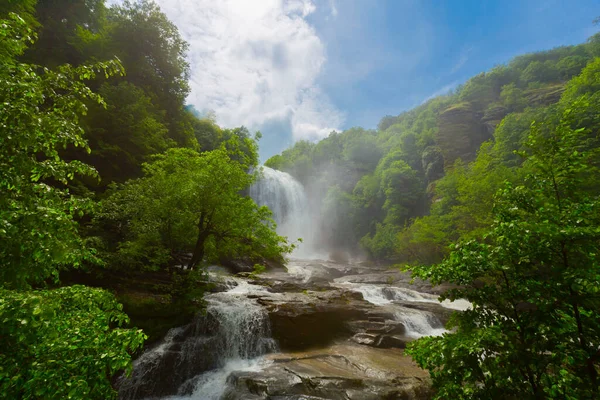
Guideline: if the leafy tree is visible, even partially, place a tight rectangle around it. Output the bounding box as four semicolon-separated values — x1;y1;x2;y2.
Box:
500;83;527;112
22;0;107;67
82;81;174;186
0;286;145;399
378;153;422;226
563;57;600;100
100;139;293;270
459;72;496;108
0;13;145;398
0;13;123;288
107;0;190;125
406;101;600;399
556;55;589;80
521;60;559;83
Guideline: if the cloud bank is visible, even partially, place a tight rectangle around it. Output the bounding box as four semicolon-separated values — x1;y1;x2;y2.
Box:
147;0;344;151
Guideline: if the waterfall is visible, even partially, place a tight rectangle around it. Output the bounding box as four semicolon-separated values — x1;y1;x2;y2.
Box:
249;166;317;257
117;280;276;400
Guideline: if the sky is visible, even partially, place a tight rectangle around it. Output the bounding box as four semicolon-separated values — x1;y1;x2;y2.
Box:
109;0;600;160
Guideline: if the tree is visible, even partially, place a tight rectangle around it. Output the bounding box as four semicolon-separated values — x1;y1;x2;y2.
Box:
521;60;559;84
83;81;174;186
0;13;123;288
107;0;190;126
23;0;107;67
0;13;145;398
500;83;527;112
0;286;145;399
101;139;293;270
405;101;600;399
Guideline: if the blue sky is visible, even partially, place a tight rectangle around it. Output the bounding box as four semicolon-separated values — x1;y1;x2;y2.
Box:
126;0;600;160
308;0;600;134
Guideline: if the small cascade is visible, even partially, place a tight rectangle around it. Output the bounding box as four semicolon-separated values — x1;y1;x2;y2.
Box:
117;280;276;400
201;293;276;362
249;166;317;257
336;282;471;311
393;308;447;338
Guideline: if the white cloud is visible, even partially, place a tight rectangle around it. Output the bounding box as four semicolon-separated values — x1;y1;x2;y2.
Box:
123;0;344;144
328;0;338;18
421;81;459;104
449;46;473;75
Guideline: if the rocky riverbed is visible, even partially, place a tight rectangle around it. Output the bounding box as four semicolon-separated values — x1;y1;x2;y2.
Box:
117;259;468;400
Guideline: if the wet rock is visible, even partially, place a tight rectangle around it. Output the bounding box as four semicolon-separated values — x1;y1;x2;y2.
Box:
258;289;375;351
117;330;222;399
220;257;255;273
225;343;432;400
329;250;350;263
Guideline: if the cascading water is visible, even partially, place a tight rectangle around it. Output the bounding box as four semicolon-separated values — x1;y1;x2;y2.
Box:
117;279;276;400
249;166;318;257
393;308;447;338
334;281;471;338
335;282;471;311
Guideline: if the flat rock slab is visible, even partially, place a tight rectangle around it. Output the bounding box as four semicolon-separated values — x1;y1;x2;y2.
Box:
225;343;432;400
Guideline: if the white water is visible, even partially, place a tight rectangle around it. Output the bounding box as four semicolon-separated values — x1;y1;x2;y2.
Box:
118;279;276;400
249;166;320;258
393;308;447;338
169;358;270;400
336;282;471;311
335;282;470;338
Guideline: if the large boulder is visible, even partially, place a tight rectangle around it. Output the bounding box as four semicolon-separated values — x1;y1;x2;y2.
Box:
224;343;432;400
257;289;373;351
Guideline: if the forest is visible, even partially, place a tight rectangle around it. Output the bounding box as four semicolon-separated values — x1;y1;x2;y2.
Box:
1;0;600;399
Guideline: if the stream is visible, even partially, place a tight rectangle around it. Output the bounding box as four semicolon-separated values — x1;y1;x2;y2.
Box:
118;259;468;400
118;167;467;399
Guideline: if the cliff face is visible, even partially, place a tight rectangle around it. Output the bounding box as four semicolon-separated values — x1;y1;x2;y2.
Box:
433;83;565;169
435;102;491;167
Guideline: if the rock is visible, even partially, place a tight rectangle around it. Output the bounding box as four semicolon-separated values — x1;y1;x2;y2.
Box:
220;257;255;273
329;250;350;263
258;289;375;351
421;146;445;182
376;335;411;349
117;325;222;398
225;343;432;400
436;102;490;166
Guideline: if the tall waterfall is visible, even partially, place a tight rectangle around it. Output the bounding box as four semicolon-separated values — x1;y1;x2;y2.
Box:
249;166;317;257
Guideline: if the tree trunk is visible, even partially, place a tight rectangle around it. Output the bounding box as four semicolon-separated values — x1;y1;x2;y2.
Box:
188;230;210;270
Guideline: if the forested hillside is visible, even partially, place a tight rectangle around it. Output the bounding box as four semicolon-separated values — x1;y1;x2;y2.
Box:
266;34;600;264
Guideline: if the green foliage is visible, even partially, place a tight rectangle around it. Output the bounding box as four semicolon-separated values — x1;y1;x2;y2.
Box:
84;82;174;185
249;264;267;279
107;0;190;117
563;57;600;100
500;83;527;112
99;138;293;270
22;0;107;67
249;32;598;265
0;14;146;398
0;286;146;399
406;91;600;399
0;14;123;288
521;60;559;83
